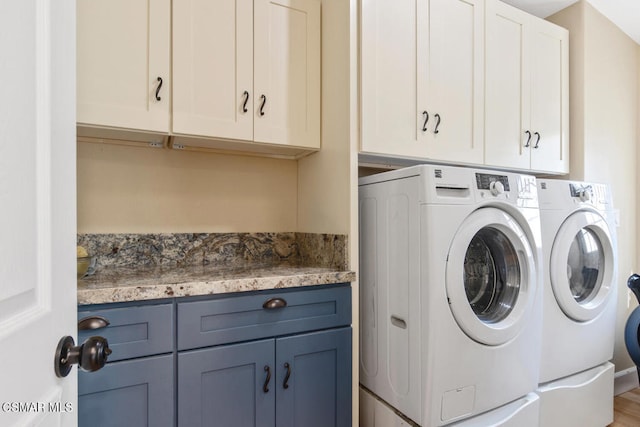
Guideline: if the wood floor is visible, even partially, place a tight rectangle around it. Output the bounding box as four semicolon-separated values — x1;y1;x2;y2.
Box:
610;388;640;426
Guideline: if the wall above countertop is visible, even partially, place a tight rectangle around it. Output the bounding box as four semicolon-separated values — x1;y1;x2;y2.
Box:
77;142;298;233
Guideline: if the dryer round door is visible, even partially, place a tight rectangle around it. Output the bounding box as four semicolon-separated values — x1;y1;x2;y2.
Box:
446;207;537;346
550;210;615;322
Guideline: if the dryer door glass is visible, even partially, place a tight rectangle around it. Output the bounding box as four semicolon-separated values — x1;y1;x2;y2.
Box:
464;228;521;323
550;210;615;322
567;228;604;303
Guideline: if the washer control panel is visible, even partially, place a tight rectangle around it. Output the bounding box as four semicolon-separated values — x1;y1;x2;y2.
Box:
474;172;537;206
475;173;510;192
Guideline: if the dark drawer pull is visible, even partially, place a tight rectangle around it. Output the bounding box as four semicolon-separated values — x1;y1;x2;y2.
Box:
242;90;249;113
78;316;110;331
263;365;271;393
283;362;291;389
262;297;287;310
155;76;163;101
422;110;429;132
259;94;267;116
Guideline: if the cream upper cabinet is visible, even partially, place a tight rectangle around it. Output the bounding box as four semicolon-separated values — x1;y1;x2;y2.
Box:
485;0;569;174
172;0;320;150
172;0;253;141
529;21;569;173
360;0;484;164
253;0;321;148
76;0;170;133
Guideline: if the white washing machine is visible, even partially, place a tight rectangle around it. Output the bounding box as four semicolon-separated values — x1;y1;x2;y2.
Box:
359;165;543;426
536;179;617;427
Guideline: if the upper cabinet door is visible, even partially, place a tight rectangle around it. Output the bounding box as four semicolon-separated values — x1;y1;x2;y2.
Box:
425;0;484;164
172;0;254;140
360;0;484;163
529;20;569;174
77;0;170;132
253;0;321;148
485;0;569;174
485;0;532;170
360;0;424;158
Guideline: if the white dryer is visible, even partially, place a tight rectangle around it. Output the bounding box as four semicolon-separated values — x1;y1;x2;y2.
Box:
536;179;617;427
359;165;543;426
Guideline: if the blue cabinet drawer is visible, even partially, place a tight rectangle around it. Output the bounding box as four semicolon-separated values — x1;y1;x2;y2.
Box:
78;303;174;362
177;284;351;350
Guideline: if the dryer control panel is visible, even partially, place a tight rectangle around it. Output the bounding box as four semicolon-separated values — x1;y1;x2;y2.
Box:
569;183;610;210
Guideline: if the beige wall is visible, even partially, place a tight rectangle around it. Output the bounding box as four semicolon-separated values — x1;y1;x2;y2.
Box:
297;0;359;424
549;1;639;372
297;0;351;236
77;142;298;233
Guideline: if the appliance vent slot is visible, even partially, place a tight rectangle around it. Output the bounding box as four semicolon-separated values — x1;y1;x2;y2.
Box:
435;186;470;198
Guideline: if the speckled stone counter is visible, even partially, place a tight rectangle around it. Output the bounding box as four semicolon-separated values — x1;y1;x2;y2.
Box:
77;233;354;305
78;264;355;305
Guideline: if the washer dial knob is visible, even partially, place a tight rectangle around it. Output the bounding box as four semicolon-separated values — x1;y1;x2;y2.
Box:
579;188;591;202
490;180;505;196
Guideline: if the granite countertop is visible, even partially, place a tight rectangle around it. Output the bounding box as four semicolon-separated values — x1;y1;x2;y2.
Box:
78;264;355;305
77;232;354;305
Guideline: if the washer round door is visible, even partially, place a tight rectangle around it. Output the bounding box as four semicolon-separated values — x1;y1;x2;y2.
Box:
446;207;538;346
550;210;615;322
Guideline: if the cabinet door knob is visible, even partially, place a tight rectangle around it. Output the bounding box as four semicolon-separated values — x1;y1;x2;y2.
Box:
263;297;287;309
155;77;163;101
533;132;541;149
434;113;441;134
422;111;429;132
524;130;532;148
242;90;250;113
259;94;267;116
263;365;271;393
283;362;291;389
78;315;110;331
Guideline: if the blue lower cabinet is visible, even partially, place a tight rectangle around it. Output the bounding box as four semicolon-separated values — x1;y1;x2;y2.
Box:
78;285;352;427
177;328;352;427
276;327;352;427
78;354;174;427
178;339;276;427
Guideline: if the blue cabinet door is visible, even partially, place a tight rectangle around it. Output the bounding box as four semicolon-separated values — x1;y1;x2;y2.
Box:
178;339;275;427
275;327;352;427
78;354;174;427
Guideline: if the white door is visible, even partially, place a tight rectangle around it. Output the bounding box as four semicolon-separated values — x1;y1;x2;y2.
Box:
0;1;78;426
